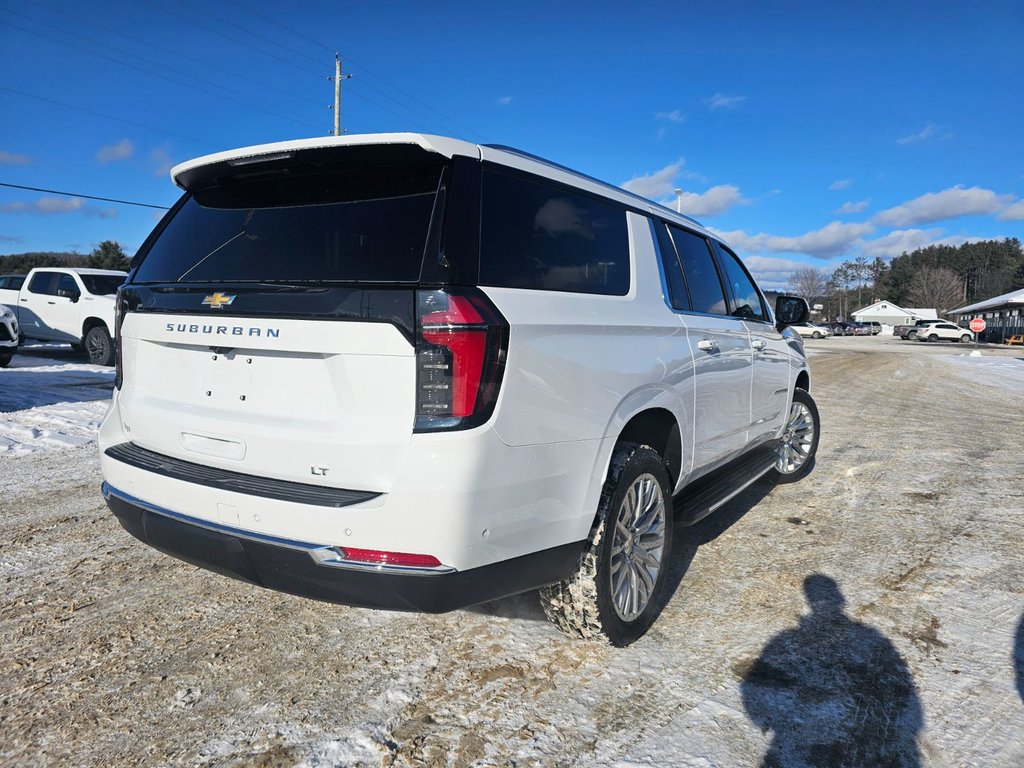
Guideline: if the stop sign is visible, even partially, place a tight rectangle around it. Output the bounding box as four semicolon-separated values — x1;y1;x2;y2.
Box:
969;318;986;333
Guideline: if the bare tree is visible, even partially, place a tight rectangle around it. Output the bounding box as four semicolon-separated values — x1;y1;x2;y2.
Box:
907;266;963;313
788;267;828;302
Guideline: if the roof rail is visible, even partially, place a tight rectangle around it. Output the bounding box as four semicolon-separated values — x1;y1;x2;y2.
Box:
482;144;705;228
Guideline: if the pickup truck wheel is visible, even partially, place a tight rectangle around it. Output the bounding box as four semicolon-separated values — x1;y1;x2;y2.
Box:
539;443;673;647
0;351;12;368
907;331;917;340
85;326;114;366
771;388;819;484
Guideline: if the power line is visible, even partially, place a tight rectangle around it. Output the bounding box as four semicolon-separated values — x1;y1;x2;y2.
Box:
14;5;328;130
0;182;171;210
223;0;484;140
0;85;222;148
1;18;324;132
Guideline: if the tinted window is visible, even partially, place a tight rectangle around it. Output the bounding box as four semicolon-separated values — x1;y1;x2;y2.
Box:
28;271;60;295
79;275;125;295
714;243;766;321
652;220;689;310
57;274;79;294
0;276;25;290
134;161;445;283
480;169;629;295
668;227;727;315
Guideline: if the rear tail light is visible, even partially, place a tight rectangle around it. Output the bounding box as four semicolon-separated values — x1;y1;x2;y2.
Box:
415;288;508;432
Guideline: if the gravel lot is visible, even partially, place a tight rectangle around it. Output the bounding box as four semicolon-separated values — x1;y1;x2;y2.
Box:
2;337;1023;766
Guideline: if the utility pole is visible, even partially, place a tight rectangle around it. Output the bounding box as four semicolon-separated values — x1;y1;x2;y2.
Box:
330;53;352;136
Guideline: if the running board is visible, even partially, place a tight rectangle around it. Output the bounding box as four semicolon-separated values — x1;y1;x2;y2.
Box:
674;444;777;526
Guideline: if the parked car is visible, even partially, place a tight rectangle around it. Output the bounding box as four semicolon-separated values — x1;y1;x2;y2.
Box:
861;321;882;335
0;274;26;291
894;319;943;340
100;133;821;647
827;321;857;336
790;322;832;339
916;323;974;343
846;322;872;336
0;303;18;367
0;267;126;365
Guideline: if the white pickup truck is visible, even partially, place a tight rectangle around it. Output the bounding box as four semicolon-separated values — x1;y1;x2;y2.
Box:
0;267;127;365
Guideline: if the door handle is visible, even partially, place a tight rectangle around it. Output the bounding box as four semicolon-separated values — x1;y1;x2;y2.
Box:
696;339;718;352
752;339;767;351
20;298;28;302
47;301;56;305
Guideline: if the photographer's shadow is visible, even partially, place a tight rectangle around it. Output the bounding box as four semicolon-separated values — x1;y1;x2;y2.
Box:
1015;612;1024;704
741;574;922;767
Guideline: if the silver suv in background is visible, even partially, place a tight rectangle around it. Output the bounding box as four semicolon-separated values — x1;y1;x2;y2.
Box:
100;134;820;646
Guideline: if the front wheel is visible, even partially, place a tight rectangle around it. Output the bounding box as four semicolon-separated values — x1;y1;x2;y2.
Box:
960;335;972;343
812;331;822;339
0;350;12;368
84;326;114;366
771;389;819;484
540;443;673;647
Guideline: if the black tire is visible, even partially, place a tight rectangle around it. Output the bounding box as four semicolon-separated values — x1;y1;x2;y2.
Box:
960;335;971;343
907;331;917;340
771;388;820;484
812;331;822;339
928;334;938;343
84;325;114;366
540;443;674;647
0;350;12;368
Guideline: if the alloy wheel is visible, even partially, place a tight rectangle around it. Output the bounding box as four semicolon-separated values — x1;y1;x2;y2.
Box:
609;473;667;622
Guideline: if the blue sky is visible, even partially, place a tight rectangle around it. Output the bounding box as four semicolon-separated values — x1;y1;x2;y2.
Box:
1;0;1021;289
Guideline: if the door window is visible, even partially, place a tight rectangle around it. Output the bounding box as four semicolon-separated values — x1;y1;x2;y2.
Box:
652;220;690;310
28;272;60;295
714;243;767;322
668;226;727;315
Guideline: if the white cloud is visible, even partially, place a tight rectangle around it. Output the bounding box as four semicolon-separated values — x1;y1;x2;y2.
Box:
859;228;944;258
654;109;686;124
496;96;512;105
96;138;134;163
704;92;747;110
669;185;748;218
150;147;176;177
896;122;951;145
998;200;1024;221
836;200;869;214
711;221;875;259
0;196;116;219
873;185;1014;226
0;150;31;165
621;160;684;199
0;234;24;243
828;179;851;191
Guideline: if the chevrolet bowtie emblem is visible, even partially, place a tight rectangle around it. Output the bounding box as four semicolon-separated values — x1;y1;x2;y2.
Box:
202;292;236;309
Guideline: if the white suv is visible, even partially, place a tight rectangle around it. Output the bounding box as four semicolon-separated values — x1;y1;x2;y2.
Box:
917;322;974;343
100;134;820;646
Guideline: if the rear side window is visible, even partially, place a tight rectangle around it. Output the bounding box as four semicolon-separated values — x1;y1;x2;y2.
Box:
133;159;445;283
668;226;727;315
714;242;766;322
57;274;79;294
480;168;629;295
28;271;60;295
79;275;125;295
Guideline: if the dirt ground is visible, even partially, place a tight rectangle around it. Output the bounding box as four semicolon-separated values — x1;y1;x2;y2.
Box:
2;338;1023;767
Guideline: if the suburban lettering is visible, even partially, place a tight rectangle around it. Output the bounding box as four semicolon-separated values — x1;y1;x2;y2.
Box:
163;323;281;338
268;329;280;339
217;326;227;335
232;327;243;336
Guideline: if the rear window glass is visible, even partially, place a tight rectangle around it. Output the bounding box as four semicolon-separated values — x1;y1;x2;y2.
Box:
480;168;629;295
79;275;125;295
133;161;444;283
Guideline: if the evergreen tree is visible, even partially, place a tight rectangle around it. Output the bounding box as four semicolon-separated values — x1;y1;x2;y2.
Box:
86;241;131;271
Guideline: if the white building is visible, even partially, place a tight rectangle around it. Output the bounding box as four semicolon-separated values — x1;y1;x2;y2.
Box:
948;287;1024;342
851;301;937;327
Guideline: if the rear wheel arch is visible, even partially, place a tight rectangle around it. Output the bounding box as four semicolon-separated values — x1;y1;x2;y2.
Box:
615;407;682;488
81;316;109;343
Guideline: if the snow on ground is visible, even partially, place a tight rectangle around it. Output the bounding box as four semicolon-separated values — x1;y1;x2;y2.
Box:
0;342;113;456
1;339;1023;766
943;352;1024;395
